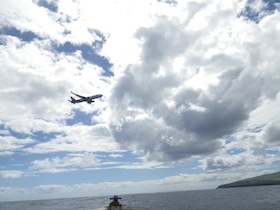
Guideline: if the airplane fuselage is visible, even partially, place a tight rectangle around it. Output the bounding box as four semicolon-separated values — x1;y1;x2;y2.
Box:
86;94;102;103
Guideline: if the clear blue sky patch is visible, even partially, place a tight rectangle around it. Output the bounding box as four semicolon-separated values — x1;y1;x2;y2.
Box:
0;27;39;42
36;0;58;12
54;41;113;77
66;109;93;126
239;0;280;23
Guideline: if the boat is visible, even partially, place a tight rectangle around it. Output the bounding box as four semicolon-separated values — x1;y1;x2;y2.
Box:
108;195;123;210
94;195;152;210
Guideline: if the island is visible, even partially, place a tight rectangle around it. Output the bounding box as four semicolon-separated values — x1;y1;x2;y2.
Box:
217;171;280;189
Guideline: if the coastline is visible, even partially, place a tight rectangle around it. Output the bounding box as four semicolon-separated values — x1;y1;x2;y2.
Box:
217;171;280;189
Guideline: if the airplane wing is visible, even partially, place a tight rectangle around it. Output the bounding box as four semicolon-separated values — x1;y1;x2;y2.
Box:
74;98;86;103
70;91;87;99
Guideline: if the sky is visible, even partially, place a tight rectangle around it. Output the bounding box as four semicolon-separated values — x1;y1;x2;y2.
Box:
0;0;280;202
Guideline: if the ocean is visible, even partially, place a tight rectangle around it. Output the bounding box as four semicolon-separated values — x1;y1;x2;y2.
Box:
1;185;280;210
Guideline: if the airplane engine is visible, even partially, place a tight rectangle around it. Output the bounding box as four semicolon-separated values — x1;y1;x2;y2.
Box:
87;100;94;104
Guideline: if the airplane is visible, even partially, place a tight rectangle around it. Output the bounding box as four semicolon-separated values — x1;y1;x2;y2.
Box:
68;91;103;104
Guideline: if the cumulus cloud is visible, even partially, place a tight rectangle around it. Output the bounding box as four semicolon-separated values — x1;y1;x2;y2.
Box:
261;121;280;144
108;1;280;162
200;152;266;172
0;136;36;155
24;124;119;154
30;153;100;173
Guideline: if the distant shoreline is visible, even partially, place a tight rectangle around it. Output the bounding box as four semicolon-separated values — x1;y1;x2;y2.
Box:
217;171;280;189
217;182;280;189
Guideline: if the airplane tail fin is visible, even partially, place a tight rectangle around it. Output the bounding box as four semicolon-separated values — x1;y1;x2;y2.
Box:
68;96;76;104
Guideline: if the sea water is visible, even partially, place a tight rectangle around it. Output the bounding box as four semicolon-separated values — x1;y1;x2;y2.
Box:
1;185;280;210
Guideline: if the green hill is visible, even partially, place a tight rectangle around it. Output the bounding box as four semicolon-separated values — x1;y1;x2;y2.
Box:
217;171;280;189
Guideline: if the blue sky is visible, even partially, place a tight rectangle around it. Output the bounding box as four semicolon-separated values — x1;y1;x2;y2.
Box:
1;0;280;201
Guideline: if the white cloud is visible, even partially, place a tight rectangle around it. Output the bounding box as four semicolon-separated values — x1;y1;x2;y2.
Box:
0;0;64;41
25;124;119;154
106;0;280;163
108;153;123;158
0;170;24;179
260;121;280;144
30;152;100;173
0;136;36;154
0;129;10;136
